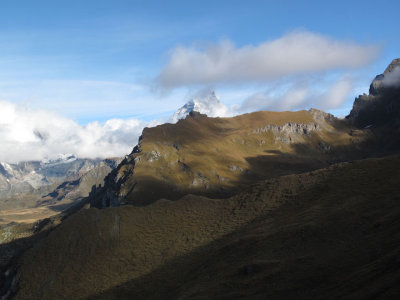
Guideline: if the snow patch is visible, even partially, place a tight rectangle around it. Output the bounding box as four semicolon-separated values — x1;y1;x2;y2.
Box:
40;154;78;167
0;162;13;173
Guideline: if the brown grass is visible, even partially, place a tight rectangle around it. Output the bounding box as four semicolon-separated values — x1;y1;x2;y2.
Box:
120;110;360;205
0;207;59;226
14;154;400;299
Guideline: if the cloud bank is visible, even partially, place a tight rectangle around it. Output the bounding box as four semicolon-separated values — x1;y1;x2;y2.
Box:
157;30;378;89
0;101;156;163
240;76;354;113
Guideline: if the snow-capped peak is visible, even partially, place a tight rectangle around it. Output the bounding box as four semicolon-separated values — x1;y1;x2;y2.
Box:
169;91;229;123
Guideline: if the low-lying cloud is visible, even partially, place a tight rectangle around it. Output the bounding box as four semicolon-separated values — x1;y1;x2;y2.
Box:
157;30;379;89
0;100;157;163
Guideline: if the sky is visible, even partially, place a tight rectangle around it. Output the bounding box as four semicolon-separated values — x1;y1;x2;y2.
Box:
0;0;399;162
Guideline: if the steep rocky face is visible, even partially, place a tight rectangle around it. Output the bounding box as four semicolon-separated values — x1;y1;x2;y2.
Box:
89;155;134;208
38;158;123;208
369;58;400;95
91;108;365;208
346;58;400;128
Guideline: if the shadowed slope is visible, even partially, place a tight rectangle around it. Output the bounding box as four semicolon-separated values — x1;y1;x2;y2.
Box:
14;154;400;299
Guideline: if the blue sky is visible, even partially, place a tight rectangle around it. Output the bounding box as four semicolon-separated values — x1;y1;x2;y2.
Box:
0;0;399;161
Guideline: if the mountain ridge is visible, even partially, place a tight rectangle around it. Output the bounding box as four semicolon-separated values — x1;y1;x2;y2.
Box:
88;58;400;208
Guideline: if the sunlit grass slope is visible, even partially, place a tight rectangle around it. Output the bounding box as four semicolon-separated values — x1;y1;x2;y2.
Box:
114;109;365;205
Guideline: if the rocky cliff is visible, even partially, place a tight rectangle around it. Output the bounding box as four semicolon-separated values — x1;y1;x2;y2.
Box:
346;58;400;128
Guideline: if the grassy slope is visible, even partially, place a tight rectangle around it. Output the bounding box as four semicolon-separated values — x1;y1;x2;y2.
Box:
15;154;400;299
120;110;359;205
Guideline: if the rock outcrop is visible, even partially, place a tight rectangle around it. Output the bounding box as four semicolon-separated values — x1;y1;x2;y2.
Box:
90;150;138;208
369;58;400;95
253;122;321;144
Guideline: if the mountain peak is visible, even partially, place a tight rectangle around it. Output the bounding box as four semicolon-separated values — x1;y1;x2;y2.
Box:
169;91;228;123
369;57;400;95
384;58;400;75
346;58;400;128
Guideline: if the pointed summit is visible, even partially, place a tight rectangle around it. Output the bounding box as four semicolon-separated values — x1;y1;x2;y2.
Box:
169;90;229;123
346;58;400;128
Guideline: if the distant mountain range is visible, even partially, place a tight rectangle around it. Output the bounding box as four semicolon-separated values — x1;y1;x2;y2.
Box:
0;155;122;215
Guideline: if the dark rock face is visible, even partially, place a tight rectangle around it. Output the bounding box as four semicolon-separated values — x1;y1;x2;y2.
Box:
187;110;207;119
90;149;138;209
369;58;400;95
346;58;400;128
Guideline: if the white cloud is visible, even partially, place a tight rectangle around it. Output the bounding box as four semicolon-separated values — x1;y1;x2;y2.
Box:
157;30;379;89
321;77;353;109
0;100;157;163
239;76;354;113
382;66;400;87
239;87;308;113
